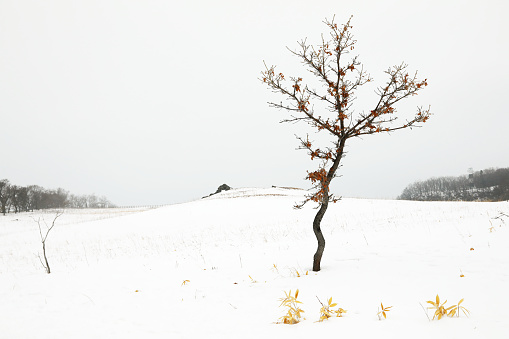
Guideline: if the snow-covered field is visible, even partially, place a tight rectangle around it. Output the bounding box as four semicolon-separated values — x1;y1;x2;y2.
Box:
1;187;508;338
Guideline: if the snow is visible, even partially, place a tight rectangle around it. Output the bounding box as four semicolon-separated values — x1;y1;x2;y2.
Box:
1;187;508;338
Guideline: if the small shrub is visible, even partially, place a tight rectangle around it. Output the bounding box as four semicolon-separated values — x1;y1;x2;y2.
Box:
377;303;393;320
278;289;305;324
426;295;469;320
427;295;452;320
447;299;470;318
317;297;347;322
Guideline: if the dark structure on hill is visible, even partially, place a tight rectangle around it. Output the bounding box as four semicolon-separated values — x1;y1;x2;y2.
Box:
202;184;231;198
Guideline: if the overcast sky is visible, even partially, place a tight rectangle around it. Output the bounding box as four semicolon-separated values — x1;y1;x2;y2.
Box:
1;0;508;206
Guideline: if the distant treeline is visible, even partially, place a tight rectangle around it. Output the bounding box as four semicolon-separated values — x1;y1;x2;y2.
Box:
398;167;509;202
0;179;115;215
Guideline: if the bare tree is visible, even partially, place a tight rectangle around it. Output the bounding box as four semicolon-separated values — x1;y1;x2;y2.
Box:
8;185;30;213
98;195;114;208
0;179;10;215
33;211;64;274
87;194;99;208
261;16;430;271
27;185;43;211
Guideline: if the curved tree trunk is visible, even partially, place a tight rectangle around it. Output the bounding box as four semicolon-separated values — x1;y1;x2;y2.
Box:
312;199;329;271
312;143;344;272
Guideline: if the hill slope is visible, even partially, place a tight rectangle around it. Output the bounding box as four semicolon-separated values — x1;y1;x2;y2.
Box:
1;187;508;338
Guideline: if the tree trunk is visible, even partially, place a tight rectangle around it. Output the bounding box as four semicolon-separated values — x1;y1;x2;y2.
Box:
42;241;51;274
312;143;344;272
312;199;329;271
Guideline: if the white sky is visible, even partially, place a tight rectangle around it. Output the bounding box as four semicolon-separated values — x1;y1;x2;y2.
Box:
1;0;508;206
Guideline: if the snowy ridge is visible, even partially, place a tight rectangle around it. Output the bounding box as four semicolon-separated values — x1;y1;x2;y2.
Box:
202;186;308;200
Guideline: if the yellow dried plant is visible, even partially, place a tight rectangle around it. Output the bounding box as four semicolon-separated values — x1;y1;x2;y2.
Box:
278;289;305;324
317;297;347;322
377;303;393;320
427;295;469;320
292;268;309;277
448;299;470;318
427;295;452;320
